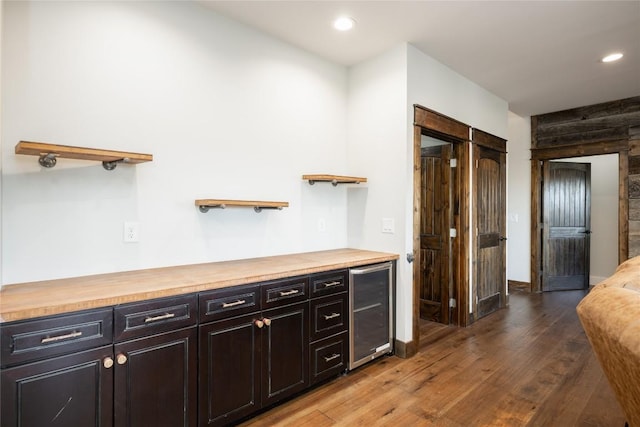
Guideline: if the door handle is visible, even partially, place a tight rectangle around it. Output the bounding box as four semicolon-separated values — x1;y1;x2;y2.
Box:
580;230;592;234
499;236;508;241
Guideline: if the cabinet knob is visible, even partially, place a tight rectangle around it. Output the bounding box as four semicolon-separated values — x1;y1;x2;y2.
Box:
254;319;264;329
116;354;128;365
103;357;114;369
263;318;271;327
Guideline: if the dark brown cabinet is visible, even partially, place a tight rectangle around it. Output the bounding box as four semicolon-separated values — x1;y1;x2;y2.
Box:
1;308;114;427
0;295;198;427
308;270;349;384
260;301;308;406
199;278;309;426
198;312;261;426
113;294;198;427
1;345;114;426
1;266;360;427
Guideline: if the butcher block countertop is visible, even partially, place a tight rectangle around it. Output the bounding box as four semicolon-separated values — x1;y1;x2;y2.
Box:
0;248;398;323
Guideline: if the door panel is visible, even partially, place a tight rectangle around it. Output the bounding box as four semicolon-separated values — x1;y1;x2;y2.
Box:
419;145;451;323
542;162;591;291
199;314;261;426
261;302;308;407
1;346;114;427
476;146;506;319
114;328;197;427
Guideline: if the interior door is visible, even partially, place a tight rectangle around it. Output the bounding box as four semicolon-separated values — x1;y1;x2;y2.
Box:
419;144;451;323
475;145;506;319
542;162;591;291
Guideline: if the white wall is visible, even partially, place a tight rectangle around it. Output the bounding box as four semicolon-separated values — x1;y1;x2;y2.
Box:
347;43;508;342
506;112;531;282
2;1;349;284
346;44;409;339
407;45;508;139
3;2;512;343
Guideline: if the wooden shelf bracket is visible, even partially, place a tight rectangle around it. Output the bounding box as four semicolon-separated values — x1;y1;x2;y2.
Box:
15;141;153;171
195;199;289;213
302;174;367;187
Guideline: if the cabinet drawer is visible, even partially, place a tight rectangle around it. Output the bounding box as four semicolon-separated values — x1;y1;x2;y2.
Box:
310;293;348;341
310;270;347;297
114;294;197;341
261;277;309;309
309;332;348;385
199;285;260;322
0;308;113;368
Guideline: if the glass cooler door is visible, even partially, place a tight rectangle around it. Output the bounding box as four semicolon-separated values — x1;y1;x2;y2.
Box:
349;262;393;370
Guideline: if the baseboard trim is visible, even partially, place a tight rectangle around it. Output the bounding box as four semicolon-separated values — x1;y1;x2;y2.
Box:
394;338;417;358
508;280;531;293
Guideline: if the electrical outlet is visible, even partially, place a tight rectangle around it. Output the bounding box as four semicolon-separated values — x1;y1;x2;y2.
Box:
123;221;139;243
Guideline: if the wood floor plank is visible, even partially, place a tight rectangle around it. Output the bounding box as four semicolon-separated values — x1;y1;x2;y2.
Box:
525;347;612;426
240;290;625;426
577;373;626;426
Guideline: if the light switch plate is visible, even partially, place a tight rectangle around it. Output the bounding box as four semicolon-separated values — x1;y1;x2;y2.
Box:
382;218;395;234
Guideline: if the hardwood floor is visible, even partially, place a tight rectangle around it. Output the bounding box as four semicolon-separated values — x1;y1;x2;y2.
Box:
240;289;626;427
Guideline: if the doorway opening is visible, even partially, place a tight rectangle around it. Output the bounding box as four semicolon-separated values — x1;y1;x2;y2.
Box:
537;154;619;291
413;105;471;342
419;135;455;324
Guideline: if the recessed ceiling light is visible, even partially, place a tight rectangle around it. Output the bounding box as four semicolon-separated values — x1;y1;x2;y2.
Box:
333;16;355;32
602;52;623;63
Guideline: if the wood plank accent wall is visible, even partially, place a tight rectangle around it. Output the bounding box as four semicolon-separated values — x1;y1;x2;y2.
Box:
530;96;640;291
532;97;640;148
627;125;640;256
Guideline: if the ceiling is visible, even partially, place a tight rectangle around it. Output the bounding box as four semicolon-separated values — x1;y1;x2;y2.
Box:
199;1;640;117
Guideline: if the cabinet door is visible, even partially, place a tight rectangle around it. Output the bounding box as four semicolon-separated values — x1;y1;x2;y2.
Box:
1;345;114;427
199;314;261;426
114;327;197;427
261;301;309;407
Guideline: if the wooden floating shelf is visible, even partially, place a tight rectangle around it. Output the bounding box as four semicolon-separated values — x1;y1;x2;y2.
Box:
195;199;289;213
303;174;367;186
15;141;153;170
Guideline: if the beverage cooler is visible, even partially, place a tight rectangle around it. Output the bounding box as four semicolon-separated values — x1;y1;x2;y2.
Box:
349;262;394;370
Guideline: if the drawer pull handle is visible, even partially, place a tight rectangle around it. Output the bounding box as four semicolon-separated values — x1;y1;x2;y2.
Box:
144;312;176;323
255;319;264;329
323;281;341;288
222;299;246;308
279;289;300;296
41;331;83;344
324;312;341;320
116;354;128;365
324;353;341;362
263;318;271;327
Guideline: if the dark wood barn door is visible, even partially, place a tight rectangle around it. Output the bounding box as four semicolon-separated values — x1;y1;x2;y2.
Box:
419;144;452;323
475;145;506;319
542;162;591;291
